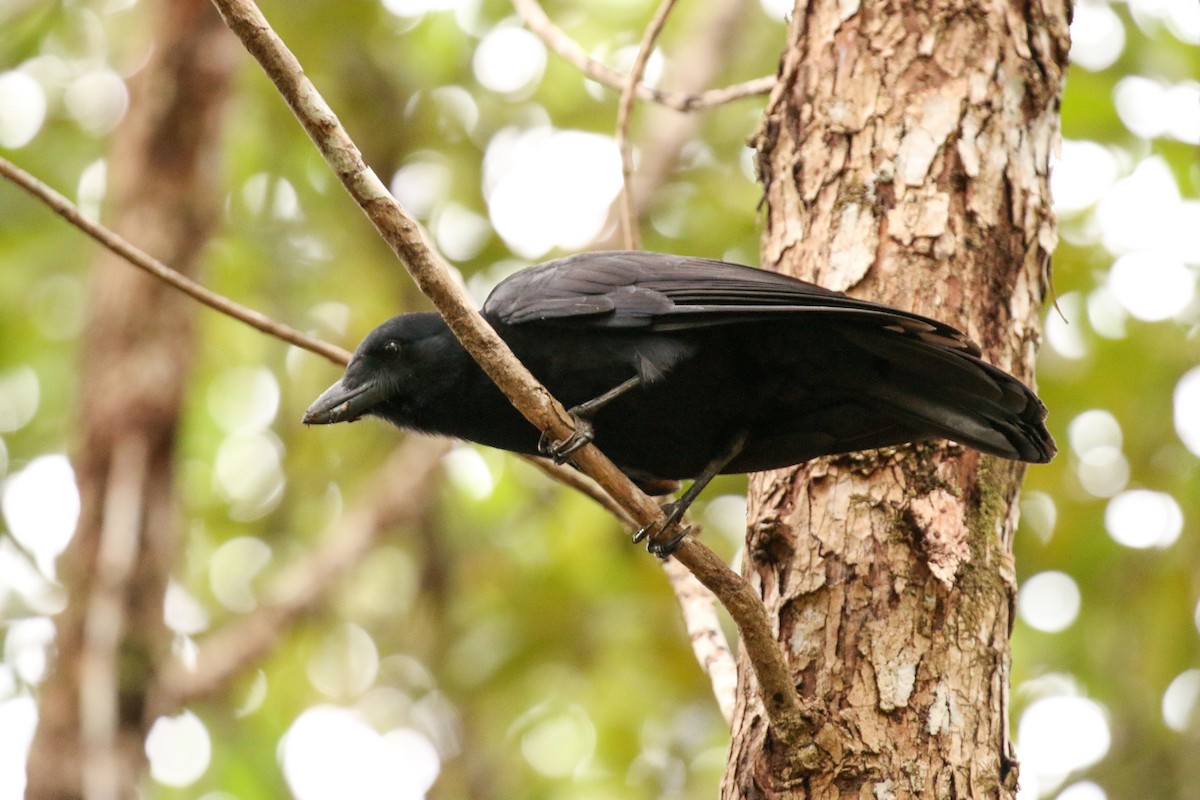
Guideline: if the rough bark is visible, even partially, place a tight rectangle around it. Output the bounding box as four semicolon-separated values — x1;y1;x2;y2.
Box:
24;2;237;798
725;1;1068;797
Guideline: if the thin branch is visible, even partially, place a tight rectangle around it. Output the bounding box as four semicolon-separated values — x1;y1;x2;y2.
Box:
0;156;351;367
512;0;774;112
156;436;451;711
615;0;679;249
214;0;810;745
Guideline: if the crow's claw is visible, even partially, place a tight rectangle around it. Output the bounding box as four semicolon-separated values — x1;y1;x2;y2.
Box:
537;417;594;464
633;500;690;557
646;525;691;558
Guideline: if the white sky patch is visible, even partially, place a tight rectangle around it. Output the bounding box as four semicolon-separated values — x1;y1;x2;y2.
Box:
146;711;211;787
1017;695;1110;789
1070;2;1125;71
2;455;79;578
1050;140;1120;214
0;696;37;799
473;26;546;95
1107;251;1195;321
1162;669;1200;732
1104;489;1183;549
1018;571;1081;633
1129;0;1200;44
1114;77;1200;144
282;706;440;800
483;126;622;259
5;617;56;684
1095;157;1179;255
1174;367;1200;456
0;70;46;148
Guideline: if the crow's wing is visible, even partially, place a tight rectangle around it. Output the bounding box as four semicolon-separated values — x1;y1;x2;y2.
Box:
483;250;981;357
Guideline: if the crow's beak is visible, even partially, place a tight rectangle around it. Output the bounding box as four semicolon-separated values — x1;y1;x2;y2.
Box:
302;375;385;425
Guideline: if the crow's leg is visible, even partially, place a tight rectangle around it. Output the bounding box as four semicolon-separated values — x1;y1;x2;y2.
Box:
635;431;748;558
538;375;643;463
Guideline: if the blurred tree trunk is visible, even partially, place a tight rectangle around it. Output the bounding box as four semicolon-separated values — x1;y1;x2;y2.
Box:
24;2;236;798
725;1;1068;797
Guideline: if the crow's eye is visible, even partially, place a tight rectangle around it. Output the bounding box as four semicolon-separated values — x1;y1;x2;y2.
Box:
382;341;400;356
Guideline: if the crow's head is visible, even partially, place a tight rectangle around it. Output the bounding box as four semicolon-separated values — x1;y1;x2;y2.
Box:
302;313;444;426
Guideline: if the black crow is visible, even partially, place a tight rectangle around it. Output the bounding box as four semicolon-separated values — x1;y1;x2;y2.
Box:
304;251;1054;553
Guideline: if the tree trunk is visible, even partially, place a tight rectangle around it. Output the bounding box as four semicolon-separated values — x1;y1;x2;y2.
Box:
24;2;236;798
726;1;1068;797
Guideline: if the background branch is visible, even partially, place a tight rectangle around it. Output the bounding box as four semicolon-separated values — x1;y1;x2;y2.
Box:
156;436;450;712
0;155;351;367
614;0;679;249
512;0;774;111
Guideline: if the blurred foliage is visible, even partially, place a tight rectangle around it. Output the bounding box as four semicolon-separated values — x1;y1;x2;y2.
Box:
0;0;1198;799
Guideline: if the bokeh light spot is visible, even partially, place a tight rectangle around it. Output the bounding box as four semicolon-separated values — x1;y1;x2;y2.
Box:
282;705;440;800
1070;2;1125;71
1107;251;1195;321
209;536;272;612
1104;489;1183;549
0;367;40;433
1017;695;1110;786
484;127;622;259
0;70;46;148
307;623;380;700
1018;571;1081;633
64;69;128;135
1162;669;1200;732
145;711;211;787
1173;366;1200;456
473;27;546;95
2;455;78;577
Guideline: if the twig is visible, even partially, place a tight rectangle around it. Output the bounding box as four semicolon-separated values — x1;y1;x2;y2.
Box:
0;156;351;367
217;0;810;745
615;0;679;249
155;436;451;711
512;0;774;112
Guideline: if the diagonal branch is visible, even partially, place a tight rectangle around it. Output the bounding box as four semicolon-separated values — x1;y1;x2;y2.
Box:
615;0;679;250
512;0;774;112
0;156;350;367
210;0;811;745
155;436;451;712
